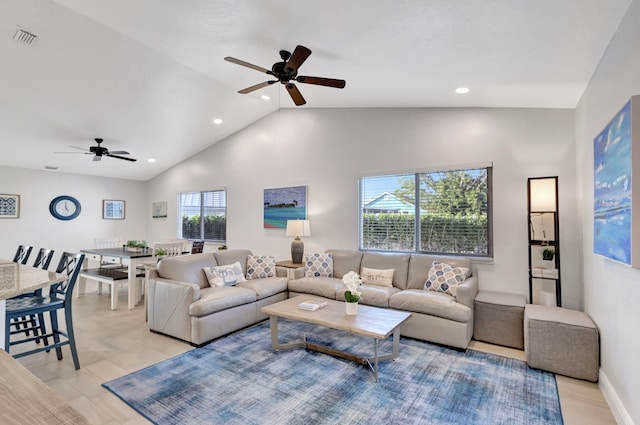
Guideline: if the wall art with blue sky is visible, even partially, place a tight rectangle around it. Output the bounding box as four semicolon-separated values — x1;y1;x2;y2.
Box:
263;186;307;229
594;96;640;267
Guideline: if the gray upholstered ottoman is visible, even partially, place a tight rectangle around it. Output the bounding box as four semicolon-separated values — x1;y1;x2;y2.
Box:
474;291;526;349
524;305;599;382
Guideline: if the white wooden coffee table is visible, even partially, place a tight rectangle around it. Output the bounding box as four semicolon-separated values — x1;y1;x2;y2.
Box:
261;296;411;382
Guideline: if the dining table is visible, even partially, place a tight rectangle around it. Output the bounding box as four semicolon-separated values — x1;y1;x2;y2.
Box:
0;259;67;350
77;247;153;310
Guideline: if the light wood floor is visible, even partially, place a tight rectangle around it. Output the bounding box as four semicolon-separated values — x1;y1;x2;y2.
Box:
11;283;617;425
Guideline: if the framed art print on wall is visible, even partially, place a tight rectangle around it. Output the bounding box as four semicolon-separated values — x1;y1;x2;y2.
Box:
263;186;307;228
152;201;167;218
593;95;640;267
103;199;125;219
0;194;20;218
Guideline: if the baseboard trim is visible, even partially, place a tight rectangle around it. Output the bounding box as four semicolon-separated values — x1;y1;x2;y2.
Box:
599;369;635;425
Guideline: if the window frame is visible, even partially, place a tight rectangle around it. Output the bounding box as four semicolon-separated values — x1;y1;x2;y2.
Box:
358;164;493;258
177;189;227;242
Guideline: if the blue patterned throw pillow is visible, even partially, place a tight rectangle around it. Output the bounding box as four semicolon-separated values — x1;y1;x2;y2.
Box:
424;261;469;296
304;253;333;277
246;255;276;279
204;262;247;287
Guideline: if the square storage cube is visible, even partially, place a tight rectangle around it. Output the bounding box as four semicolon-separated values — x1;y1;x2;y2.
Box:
474;290;526;349
524;304;599;382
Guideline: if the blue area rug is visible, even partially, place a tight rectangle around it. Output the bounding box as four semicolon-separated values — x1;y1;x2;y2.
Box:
103;320;563;425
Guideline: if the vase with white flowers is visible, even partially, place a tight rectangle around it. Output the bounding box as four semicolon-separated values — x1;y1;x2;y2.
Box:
342;271;362;315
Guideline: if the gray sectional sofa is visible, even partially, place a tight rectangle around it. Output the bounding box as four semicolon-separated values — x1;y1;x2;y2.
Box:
147;249;288;345
147;248;478;350
289;249;478;349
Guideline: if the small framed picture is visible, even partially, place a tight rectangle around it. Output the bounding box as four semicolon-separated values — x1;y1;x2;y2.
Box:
103;199;125;219
0;194;20;218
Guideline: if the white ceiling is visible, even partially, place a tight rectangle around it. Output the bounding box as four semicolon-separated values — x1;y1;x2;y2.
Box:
0;0;631;181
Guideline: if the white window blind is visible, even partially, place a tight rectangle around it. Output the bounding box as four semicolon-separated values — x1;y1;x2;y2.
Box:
359;166;492;257
178;190;226;242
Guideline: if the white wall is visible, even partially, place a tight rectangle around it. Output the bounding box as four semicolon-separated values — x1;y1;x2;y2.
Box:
575;1;640;423
0;166;147;263
147;107;579;307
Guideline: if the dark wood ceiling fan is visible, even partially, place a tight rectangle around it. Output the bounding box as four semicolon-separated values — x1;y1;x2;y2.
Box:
224;45;346;106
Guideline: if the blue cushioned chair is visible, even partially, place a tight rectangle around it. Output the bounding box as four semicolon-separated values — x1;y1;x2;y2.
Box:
11;248;56;342
5;252;85;370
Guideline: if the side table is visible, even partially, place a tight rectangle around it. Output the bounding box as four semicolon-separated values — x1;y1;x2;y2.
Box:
275;260;305;279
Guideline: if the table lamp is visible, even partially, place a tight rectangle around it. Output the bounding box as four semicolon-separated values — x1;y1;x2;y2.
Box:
285;219;311;264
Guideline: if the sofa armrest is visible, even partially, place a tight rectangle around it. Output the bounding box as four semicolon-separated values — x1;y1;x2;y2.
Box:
455;275;479;309
148;277;201;342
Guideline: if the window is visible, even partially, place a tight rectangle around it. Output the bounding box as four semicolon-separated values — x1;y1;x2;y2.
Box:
178;190;226;242
359;165;492;257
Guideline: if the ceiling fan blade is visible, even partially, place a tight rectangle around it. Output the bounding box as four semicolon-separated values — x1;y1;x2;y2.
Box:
296;76;346;89
224;57;270;74
54;151;84;154
285;83;306;106
106;153;137;162
238;80;278;94
285;45;312;73
108;150;130;155
93;155;102;162
69;145;90;151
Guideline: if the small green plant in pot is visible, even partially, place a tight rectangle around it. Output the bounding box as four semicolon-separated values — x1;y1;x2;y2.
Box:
541;248;555;269
542;248;555;261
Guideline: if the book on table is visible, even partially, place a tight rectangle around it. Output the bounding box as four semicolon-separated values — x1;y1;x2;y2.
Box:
298;300;328;311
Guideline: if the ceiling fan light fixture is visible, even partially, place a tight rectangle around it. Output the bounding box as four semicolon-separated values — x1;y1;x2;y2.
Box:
455;87;470;94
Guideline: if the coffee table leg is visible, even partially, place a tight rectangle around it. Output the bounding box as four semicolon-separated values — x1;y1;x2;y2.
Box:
373;338;379;383
269;316;305;351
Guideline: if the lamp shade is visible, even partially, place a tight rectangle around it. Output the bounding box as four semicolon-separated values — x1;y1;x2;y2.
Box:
529;178;557;212
285;219;311;237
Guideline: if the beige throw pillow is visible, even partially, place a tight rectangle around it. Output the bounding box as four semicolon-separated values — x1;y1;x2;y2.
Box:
360;267;394;287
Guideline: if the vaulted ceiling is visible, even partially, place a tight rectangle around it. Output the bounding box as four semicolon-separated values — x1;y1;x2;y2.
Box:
0;0;631;180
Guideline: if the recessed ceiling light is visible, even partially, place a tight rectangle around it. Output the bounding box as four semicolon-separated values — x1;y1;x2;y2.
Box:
213;118;223;125
147;158;156;163
455;87;470;94
261;95;270;101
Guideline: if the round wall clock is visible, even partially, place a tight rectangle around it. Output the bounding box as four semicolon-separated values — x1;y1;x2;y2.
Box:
49;195;81;220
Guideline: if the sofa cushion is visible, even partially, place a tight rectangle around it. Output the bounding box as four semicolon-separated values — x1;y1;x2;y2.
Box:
189;286;257;317
325;250;363;279
214;249;252;272
336;284;400;307
237;277;288;300
305;253;333;277
360;267;394;287
288;277;342;299
156;253;218;289
246;255;276;279
204;261;247;287
407;254;471;290
389;289;471;323
424;261;470;296
361;253;410;289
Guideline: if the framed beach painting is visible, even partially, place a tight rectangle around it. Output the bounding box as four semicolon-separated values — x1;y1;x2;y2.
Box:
593;95;640;267
0;194;20;218
264;186;307;228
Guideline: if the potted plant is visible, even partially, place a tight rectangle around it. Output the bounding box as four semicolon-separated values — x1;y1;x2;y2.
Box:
342;271;363;315
218;244;227;251
542;248;555;269
126;240;148;252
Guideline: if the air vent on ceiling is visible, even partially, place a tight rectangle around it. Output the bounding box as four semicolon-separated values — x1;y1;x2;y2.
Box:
13;28;37;46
